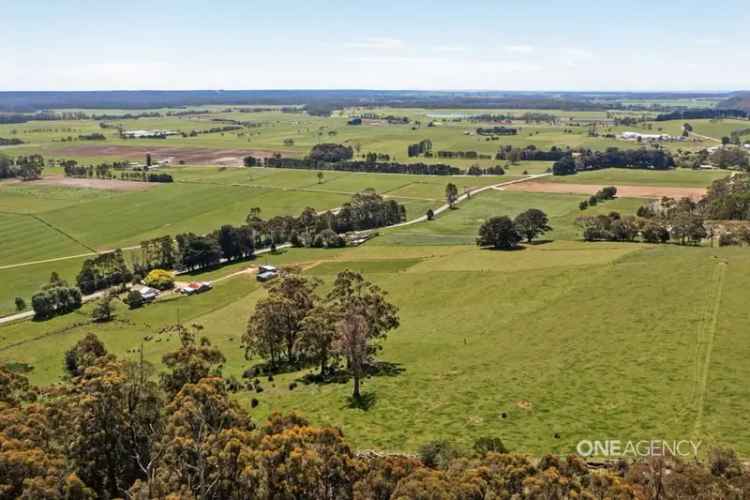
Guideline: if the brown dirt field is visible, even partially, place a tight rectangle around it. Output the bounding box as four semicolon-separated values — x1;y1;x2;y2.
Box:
53;145;295;166
34;176;155;192
503;182;706;200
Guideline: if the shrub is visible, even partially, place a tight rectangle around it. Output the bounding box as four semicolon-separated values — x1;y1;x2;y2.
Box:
125;289;145;309
14;297;26;311
91;294;115;323
473;436;508;456
418;440;462;469
143;269;174;290
311;229;346;248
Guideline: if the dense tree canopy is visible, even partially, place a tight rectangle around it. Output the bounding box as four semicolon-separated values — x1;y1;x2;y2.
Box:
477;216;522;249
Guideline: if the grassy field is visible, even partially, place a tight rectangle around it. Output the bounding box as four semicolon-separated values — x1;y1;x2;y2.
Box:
2;237;748;456
2;104;748;458
6;106;742;169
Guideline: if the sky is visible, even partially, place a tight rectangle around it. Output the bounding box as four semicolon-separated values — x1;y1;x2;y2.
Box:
2;0;748;92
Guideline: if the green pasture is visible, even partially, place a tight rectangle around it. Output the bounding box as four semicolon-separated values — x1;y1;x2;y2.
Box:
2;239;748;457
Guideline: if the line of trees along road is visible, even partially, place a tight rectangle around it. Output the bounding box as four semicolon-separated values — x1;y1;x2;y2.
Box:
0;154;44;180
553;148;675;175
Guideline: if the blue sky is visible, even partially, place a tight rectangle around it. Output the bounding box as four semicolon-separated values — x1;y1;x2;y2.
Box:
3;0;748;91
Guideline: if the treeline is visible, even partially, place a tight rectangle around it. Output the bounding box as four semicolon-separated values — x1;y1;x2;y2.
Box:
436;150;493;160
467;165;506;175
139;189;405;274
30;273;83;319
496;145;569;162
579;173;750;246
181;125;244;137
62;160;173;183
0;154;44;180
655;108;748;121
476;126;518;136
578;200;707;245
77;250;133;295
3;331;750;499
470;112;558;123
77;132;106;141
119;172;174;183
0;110;164;123
553;148;674;175
358;112;410;123
578;186;617;210
264;156;461;176
64;163;116;179
0;137;23;145
407;139;432;157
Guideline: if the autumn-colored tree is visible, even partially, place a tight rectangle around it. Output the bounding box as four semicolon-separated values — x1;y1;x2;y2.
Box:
353;455;423;500
147;377;253;499
245;413;359;500
59;356;162;499
160;324;226;397
63;333;109;378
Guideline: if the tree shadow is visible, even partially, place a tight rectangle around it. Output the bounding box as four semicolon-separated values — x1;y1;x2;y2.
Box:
298;368;350;386
366;361;405;377
478;245;527;252
526;239;554;246
296;361;405;386
243;360;306;378
345;392;377;411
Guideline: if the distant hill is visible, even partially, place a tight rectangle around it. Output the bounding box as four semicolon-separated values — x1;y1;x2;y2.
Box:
0;89;736;113
718;92;750;112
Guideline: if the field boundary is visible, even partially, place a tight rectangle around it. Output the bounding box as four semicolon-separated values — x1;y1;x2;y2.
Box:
30;214;98;253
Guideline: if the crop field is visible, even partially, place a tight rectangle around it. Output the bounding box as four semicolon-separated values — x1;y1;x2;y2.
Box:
2;104;749;459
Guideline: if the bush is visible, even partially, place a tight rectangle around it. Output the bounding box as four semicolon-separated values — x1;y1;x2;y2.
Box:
579;200;589;210
91;294;115;323
473;436;508;456
14;297;26;311
418;440;462;469
143;269;175;290
125;289;145;309
311;229;346;248
641;222;670;243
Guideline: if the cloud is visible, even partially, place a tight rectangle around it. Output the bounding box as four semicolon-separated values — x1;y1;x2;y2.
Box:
434;45;466;53
559;48;594;68
504;44;534;55
695;38;721;47
345;37;404;50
